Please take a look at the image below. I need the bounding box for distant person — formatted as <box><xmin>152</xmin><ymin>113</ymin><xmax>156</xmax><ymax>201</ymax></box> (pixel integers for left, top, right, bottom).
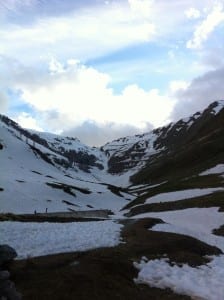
<box><xmin>45</xmin><ymin>208</ymin><xmax>48</xmax><ymax>213</ymax></box>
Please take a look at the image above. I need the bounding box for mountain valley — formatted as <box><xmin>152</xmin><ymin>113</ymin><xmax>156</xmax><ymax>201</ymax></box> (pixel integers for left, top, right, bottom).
<box><xmin>1</xmin><ymin>100</ymin><xmax>224</xmax><ymax>300</ymax></box>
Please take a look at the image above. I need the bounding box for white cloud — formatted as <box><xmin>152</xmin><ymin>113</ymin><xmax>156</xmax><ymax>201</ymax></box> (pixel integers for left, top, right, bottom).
<box><xmin>16</xmin><ymin>59</ymin><xmax>174</xmax><ymax>130</ymax></box>
<box><xmin>187</xmin><ymin>3</ymin><xmax>224</xmax><ymax>49</ymax></box>
<box><xmin>14</xmin><ymin>112</ymin><xmax>44</xmax><ymax>131</ymax></box>
<box><xmin>185</xmin><ymin>7</ymin><xmax>201</xmax><ymax>19</ymax></box>
<box><xmin>0</xmin><ymin>2</ymin><xmax>155</xmax><ymax>63</ymax></box>
<box><xmin>6</xmin><ymin>58</ymin><xmax>175</xmax><ymax>145</ymax></box>
<box><xmin>169</xmin><ymin>80</ymin><xmax>190</xmax><ymax>94</ymax></box>
<box><xmin>128</xmin><ymin>0</ymin><xmax>154</xmax><ymax>18</ymax></box>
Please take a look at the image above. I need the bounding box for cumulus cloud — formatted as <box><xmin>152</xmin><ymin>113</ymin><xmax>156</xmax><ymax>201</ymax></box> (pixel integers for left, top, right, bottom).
<box><xmin>171</xmin><ymin>67</ymin><xmax>224</xmax><ymax>120</ymax></box>
<box><xmin>62</xmin><ymin>120</ymin><xmax>154</xmax><ymax>146</ymax></box>
<box><xmin>2</xmin><ymin>57</ymin><xmax>174</xmax><ymax>145</ymax></box>
<box><xmin>187</xmin><ymin>3</ymin><xmax>224</xmax><ymax>49</ymax></box>
<box><xmin>14</xmin><ymin>112</ymin><xmax>44</xmax><ymax>131</ymax></box>
<box><xmin>14</xmin><ymin>58</ymin><xmax>174</xmax><ymax>130</ymax></box>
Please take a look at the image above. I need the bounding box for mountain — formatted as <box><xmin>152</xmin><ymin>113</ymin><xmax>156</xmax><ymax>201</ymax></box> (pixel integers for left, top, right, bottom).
<box><xmin>0</xmin><ymin>115</ymin><xmax>133</xmax><ymax>214</ymax></box>
<box><xmin>0</xmin><ymin>100</ymin><xmax>224</xmax><ymax>214</ymax></box>
<box><xmin>1</xmin><ymin>100</ymin><xmax>224</xmax><ymax>300</ymax></box>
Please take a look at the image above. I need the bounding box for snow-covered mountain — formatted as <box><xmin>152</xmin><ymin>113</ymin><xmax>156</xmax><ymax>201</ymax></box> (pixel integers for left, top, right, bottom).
<box><xmin>1</xmin><ymin>100</ymin><xmax>224</xmax><ymax>214</ymax></box>
<box><xmin>0</xmin><ymin>116</ymin><xmax>133</xmax><ymax>214</ymax></box>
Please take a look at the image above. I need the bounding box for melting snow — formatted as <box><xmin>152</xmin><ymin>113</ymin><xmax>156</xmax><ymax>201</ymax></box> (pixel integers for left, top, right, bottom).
<box><xmin>0</xmin><ymin>221</ymin><xmax>123</xmax><ymax>259</ymax></box>
<box><xmin>134</xmin><ymin>207</ymin><xmax>224</xmax><ymax>300</ymax></box>
<box><xmin>134</xmin><ymin>255</ymin><xmax>224</xmax><ymax>300</ymax></box>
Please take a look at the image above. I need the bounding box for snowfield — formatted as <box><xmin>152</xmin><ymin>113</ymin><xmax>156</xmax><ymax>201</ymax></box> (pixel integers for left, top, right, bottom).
<box><xmin>134</xmin><ymin>207</ymin><xmax>224</xmax><ymax>300</ymax></box>
<box><xmin>0</xmin><ymin>221</ymin><xmax>123</xmax><ymax>259</ymax></box>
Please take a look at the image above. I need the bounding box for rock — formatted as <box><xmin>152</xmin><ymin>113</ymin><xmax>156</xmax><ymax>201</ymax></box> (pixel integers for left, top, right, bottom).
<box><xmin>0</xmin><ymin>245</ymin><xmax>17</xmax><ymax>266</ymax></box>
<box><xmin>0</xmin><ymin>245</ymin><xmax>21</xmax><ymax>299</ymax></box>
<box><xmin>0</xmin><ymin>280</ymin><xmax>21</xmax><ymax>300</ymax></box>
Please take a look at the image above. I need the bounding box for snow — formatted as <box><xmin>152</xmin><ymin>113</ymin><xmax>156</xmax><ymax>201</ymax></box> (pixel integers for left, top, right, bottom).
<box><xmin>134</xmin><ymin>255</ymin><xmax>224</xmax><ymax>300</ymax></box>
<box><xmin>200</xmin><ymin>164</ymin><xmax>224</xmax><ymax>176</ymax></box>
<box><xmin>0</xmin><ymin>123</ymin><xmax>133</xmax><ymax>213</ymax></box>
<box><xmin>212</xmin><ymin>100</ymin><xmax>224</xmax><ymax>115</ymax></box>
<box><xmin>134</xmin><ymin>207</ymin><xmax>224</xmax><ymax>300</ymax></box>
<box><xmin>0</xmin><ymin>221</ymin><xmax>123</xmax><ymax>259</ymax></box>
<box><xmin>145</xmin><ymin>188</ymin><xmax>224</xmax><ymax>204</ymax></box>
<box><xmin>146</xmin><ymin>207</ymin><xmax>224</xmax><ymax>251</ymax></box>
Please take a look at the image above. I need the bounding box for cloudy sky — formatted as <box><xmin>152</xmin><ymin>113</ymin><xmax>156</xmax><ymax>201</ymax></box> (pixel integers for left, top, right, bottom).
<box><xmin>1</xmin><ymin>0</ymin><xmax>224</xmax><ymax>145</ymax></box>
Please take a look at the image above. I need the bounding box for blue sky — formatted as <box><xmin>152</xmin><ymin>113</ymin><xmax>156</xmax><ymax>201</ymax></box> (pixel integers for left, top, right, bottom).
<box><xmin>1</xmin><ymin>0</ymin><xmax>224</xmax><ymax>145</ymax></box>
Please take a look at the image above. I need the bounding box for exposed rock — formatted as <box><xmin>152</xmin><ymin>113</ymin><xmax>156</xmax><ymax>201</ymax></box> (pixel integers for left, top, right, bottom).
<box><xmin>0</xmin><ymin>245</ymin><xmax>21</xmax><ymax>300</ymax></box>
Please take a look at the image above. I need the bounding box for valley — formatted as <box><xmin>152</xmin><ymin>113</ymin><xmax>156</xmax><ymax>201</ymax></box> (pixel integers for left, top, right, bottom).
<box><xmin>1</xmin><ymin>101</ymin><xmax>224</xmax><ymax>299</ymax></box>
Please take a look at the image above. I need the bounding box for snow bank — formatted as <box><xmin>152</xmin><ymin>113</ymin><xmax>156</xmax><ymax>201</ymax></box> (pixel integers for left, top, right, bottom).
<box><xmin>200</xmin><ymin>164</ymin><xmax>224</xmax><ymax>176</ymax></box>
<box><xmin>134</xmin><ymin>207</ymin><xmax>224</xmax><ymax>300</ymax></box>
<box><xmin>0</xmin><ymin>221</ymin><xmax>123</xmax><ymax>259</ymax></box>
<box><xmin>134</xmin><ymin>255</ymin><xmax>224</xmax><ymax>300</ymax></box>
<box><xmin>145</xmin><ymin>188</ymin><xmax>224</xmax><ymax>204</ymax></box>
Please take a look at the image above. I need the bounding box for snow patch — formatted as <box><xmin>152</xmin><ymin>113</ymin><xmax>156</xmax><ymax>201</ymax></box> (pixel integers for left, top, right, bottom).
<box><xmin>200</xmin><ymin>164</ymin><xmax>224</xmax><ymax>176</ymax></box>
<box><xmin>134</xmin><ymin>255</ymin><xmax>224</xmax><ymax>300</ymax></box>
<box><xmin>134</xmin><ymin>207</ymin><xmax>224</xmax><ymax>300</ymax></box>
<box><xmin>0</xmin><ymin>221</ymin><xmax>123</xmax><ymax>259</ymax></box>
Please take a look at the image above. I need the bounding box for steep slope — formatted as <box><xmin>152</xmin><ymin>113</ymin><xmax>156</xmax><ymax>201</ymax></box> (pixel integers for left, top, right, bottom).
<box><xmin>0</xmin><ymin>115</ymin><xmax>106</xmax><ymax>173</ymax></box>
<box><xmin>102</xmin><ymin>100</ymin><xmax>224</xmax><ymax>182</ymax></box>
<box><xmin>130</xmin><ymin>100</ymin><xmax>224</xmax><ymax>185</ymax></box>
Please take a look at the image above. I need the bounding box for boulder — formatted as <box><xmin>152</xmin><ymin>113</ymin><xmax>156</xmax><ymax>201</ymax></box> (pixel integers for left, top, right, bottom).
<box><xmin>0</xmin><ymin>245</ymin><xmax>17</xmax><ymax>266</ymax></box>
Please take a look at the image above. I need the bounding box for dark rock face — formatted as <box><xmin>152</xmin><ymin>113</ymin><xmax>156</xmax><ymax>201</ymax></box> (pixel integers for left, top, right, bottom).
<box><xmin>0</xmin><ymin>245</ymin><xmax>21</xmax><ymax>300</ymax></box>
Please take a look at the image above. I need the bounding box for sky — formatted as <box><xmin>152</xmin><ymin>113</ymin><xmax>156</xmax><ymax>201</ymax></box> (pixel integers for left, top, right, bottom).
<box><xmin>0</xmin><ymin>0</ymin><xmax>224</xmax><ymax>146</ymax></box>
